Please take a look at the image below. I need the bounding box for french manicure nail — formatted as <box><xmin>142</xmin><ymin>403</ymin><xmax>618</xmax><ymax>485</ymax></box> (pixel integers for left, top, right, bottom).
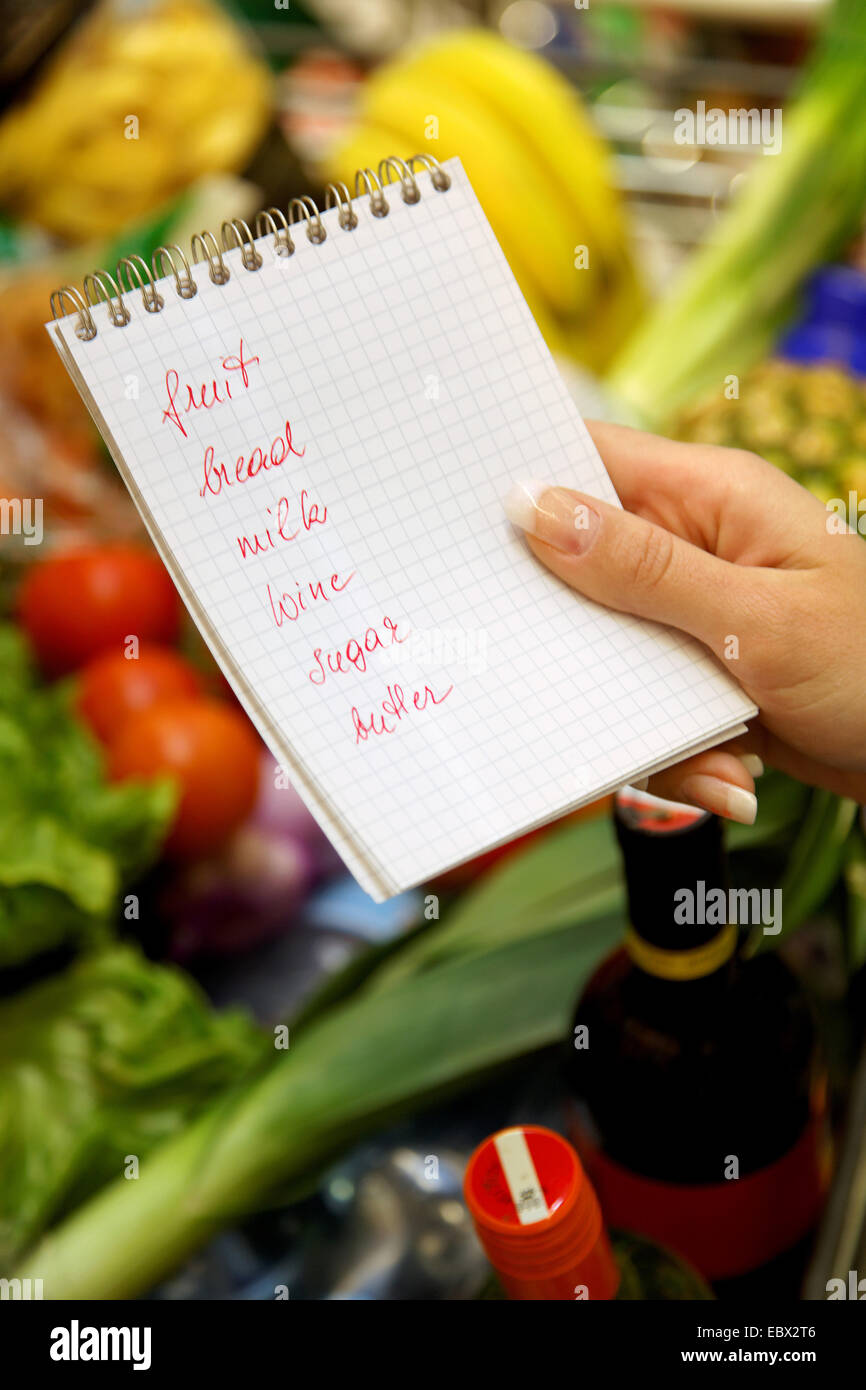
<box><xmin>504</xmin><ymin>480</ymin><xmax>600</xmax><ymax>554</ymax></box>
<box><xmin>740</xmin><ymin>754</ymin><xmax>764</xmax><ymax>778</ymax></box>
<box><xmin>503</xmin><ymin>479</ymin><xmax>549</xmax><ymax>532</ymax></box>
<box><xmin>679</xmin><ymin>774</ymin><xmax>758</xmax><ymax>826</ymax></box>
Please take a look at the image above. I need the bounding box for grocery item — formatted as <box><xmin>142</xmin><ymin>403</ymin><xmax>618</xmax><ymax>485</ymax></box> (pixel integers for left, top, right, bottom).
<box><xmin>320</xmin><ymin>30</ymin><xmax>643</xmax><ymax>371</ymax></box>
<box><xmin>18</xmin><ymin>543</ymin><xmax>182</xmax><ymax>676</ymax></box>
<box><xmin>608</xmin><ymin>0</ymin><xmax>866</xmax><ymax>426</ymax></box>
<box><xmin>464</xmin><ymin>1124</ymin><xmax>712</xmax><ymax>1299</ymax></box>
<box><xmin>676</xmin><ymin>358</ymin><xmax>866</xmax><ymax>517</ymax></box>
<box><xmin>567</xmin><ymin>789</ymin><xmax>831</xmax><ymax>1296</ymax></box>
<box><xmin>77</xmin><ymin>644</ymin><xmax>205</xmax><ymax>744</ymax></box>
<box><xmin>108</xmin><ymin>697</ymin><xmax>261</xmax><ymax>858</ymax></box>
<box><xmin>0</xmin><ymin>0</ymin><xmax>271</xmax><ymax>242</ymax></box>
<box><xmin>8</xmin><ymin>777</ymin><xmax>814</xmax><ymax>1298</ymax></box>
<box><xmin>0</xmin><ymin>946</ymin><xmax>264</xmax><ymax>1267</ymax></box>
<box><xmin>0</xmin><ymin>623</ymin><xmax>175</xmax><ymax>968</ymax></box>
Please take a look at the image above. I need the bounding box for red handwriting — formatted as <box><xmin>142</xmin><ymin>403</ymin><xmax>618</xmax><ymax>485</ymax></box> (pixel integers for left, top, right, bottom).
<box><xmin>200</xmin><ymin>419</ymin><xmax>305</xmax><ymax>500</ymax></box>
<box><xmin>158</xmin><ymin>342</ymin><xmax>446</xmax><ymax>754</ymax></box>
<box><xmin>351</xmin><ymin>681</ymin><xmax>454</xmax><ymax>742</ymax></box>
<box><xmin>237</xmin><ymin>490</ymin><xmax>328</xmax><ymax>559</ymax></box>
<box><xmin>162</xmin><ymin>340</ymin><xmax>260</xmax><ymax>439</ymax></box>
<box><xmin>267</xmin><ymin>571</ymin><xmax>355</xmax><ymax>626</ymax></box>
<box><xmin>308</xmin><ymin>617</ymin><xmax>407</xmax><ymax>686</ymax></box>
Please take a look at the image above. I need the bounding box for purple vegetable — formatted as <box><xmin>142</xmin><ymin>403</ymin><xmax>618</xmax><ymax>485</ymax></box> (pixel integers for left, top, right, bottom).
<box><xmin>252</xmin><ymin>750</ymin><xmax>343</xmax><ymax>878</ymax></box>
<box><xmin>163</xmin><ymin>823</ymin><xmax>314</xmax><ymax>961</ymax></box>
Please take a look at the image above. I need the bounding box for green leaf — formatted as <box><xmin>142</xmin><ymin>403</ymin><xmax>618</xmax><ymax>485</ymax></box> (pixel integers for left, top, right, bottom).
<box><xmin>726</xmin><ymin>770</ymin><xmax>810</xmax><ymax>852</ymax></box>
<box><xmin>747</xmin><ymin>789</ymin><xmax>858</xmax><ymax>953</ymax></box>
<box><xmin>0</xmin><ymin>624</ymin><xmax>175</xmax><ymax>965</ymax></box>
<box><xmin>370</xmin><ymin>814</ymin><xmax>623</xmax><ymax>991</ymax></box>
<box><xmin>73</xmin><ymin>776</ymin><xmax>178</xmax><ymax>881</ymax></box>
<box><xmin>0</xmin><ymin>625</ymin><xmax>35</xmax><ymax>702</ymax></box>
<box><xmin>844</xmin><ymin>830</ymin><xmax>866</xmax><ymax>973</ymax></box>
<box><xmin>0</xmin><ymin>814</ymin><xmax>115</xmax><ymax>916</ymax></box>
<box><xmin>0</xmin><ymin>946</ymin><xmax>265</xmax><ymax>1268</ymax></box>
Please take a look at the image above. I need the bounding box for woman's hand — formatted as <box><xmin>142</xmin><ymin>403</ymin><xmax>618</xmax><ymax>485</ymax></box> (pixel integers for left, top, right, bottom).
<box><xmin>504</xmin><ymin>420</ymin><xmax>866</xmax><ymax>823</ymax></box>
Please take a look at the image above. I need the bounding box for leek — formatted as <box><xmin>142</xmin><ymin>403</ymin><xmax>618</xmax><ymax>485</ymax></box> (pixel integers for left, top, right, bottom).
<box><xmin>607</xmin><ymin>0</ymin><xmax>866</xmax><ymax>428</ymax></box>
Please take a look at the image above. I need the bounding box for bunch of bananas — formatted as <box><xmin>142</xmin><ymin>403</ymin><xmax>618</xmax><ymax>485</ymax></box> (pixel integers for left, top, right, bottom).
<box><xmin>0</xmin><ymin>0</ymin><xmax>271</xmax><ymax>243</ymax></box>
<box><xmin>676</xmin><ymin>359</ymin><xmax>866</xmax><ymax>514</ymax></box>
<box><xmin>318</xmin><ymin>30</ymin><xmax>644</xmax><ymax>373</ymax></box>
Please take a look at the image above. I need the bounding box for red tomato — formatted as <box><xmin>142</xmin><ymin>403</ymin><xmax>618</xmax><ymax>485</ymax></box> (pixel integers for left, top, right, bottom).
<box><xmin>18</xmin><ymin>544</ymin><xmax>182</xmax><ymax>675</ymax></box>
<box><xmin>108</xmin><ymin>697</ymin><xmax>260</xmax><ymax>858</ymax></box>
<box><xmin>77</xmin><ymin>644</ymin><xmax>204</xmax><ymax>744</ymax></box>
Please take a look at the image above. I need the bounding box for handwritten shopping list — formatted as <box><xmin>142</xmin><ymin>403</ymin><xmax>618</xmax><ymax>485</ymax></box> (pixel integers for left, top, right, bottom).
<box><xmin>161</xmin><ymin>335</ymin><xmax>455</xmax><ymax>744</ymax></box>
<box><xmin>48</xmin><ymin>157</ymin><xmax>756</xmax><ymax>898</ymax></box>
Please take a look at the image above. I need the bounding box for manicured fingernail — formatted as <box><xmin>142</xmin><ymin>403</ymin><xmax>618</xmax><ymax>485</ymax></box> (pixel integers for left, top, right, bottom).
<box><xmin>679</xmin><ymin>774</ymin><xmax>757</xmax><ymax>825</ymax></box>
<box><xmin>740</xmin><ymin>754</ymin><xmax>764</xmax><ymax>778</ymax></box>
<box><xmin>503</xmin><ymin>479</ymin><xmax>548</xmax><ymax>531</ymax></box>
<box><xmin>504</xmin><ymin>481</ymin><xmax>600</xmax><ymax>555</ymax></box>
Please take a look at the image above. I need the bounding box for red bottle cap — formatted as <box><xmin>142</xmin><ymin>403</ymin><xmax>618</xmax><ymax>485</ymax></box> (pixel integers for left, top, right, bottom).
<box><xmin>464</xmin><ymin>1125</ymin><xmax>620</xmax><ymax>1300</ymax></box>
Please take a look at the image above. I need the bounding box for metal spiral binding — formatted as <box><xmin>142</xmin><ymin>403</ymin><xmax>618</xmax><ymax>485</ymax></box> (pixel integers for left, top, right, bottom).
<box><xmin>50</xmin><ymin>154</ymin><xmax>451</xmax><ymax>342</ymax></box>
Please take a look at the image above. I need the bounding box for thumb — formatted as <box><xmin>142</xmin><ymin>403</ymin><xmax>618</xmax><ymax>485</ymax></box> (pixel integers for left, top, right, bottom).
<box><xmin>504</xmin><ymin>480</ymin><xmax>759</xmax><ymax>659</ymax></box>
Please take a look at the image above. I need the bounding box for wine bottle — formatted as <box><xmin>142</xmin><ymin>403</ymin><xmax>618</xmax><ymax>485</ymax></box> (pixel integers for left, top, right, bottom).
<box><xmin>566</xmin><ymin>788</ymin><xmax>831</xmax><ymax>1297</ymax></box>
<box><xmin>464</xmin><ymin>1123</ymin><xmax>712</xmax><ymax>1299</ymax></box>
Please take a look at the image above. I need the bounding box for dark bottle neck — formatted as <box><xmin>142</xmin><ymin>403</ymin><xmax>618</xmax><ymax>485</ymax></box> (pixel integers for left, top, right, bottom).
<box><xmin>614</xmin><ymin>790</ymin><xmax>736</xmax><ymax>984</ymax></box>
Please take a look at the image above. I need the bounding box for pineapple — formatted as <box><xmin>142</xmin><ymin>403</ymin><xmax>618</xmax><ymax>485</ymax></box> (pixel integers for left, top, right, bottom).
<box><xmin>675</xmin><ymin>357</ymin><xmax>866</xmax><ymax>530</ymax></box>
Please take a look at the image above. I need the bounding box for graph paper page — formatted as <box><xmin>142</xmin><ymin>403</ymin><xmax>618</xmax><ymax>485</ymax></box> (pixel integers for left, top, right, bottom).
<box><xmin>49</xmin><ymin>158</ymin><xmax>755</xmax><ymax>898</ymax></box>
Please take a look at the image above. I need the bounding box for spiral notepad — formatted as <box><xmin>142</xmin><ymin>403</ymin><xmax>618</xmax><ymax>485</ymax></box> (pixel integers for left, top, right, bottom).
<box><xmin>46</xmin><ymin>154</ymin><xmax>755</xmax><ymax>899</ymax></box>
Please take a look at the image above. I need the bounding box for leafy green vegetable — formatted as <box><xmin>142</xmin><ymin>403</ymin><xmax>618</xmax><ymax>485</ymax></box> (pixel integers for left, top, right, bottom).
<box><xmin>368</xmin><ymin>813</ymin><xmax>624</xmax><ymax>992</ymax></box>
<box><xmin>747</xmin><ymin>789</ymin><xmax>858</xmax><ymax>954</ymax></box>
<box><xmin>0</xmin><ymin>946</ymin><xmax>265</xmax><ymax>1267</ymax></box>
<box><xmin>0</xmin><ymin>624</ymin><xmax>176</xmax><ymax>966</ymax></box>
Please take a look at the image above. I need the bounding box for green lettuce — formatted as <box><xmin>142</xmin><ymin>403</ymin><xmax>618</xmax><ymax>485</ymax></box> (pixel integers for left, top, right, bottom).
<box><xmin>0</xmin><ymin>945</ymin><xmax>265</xmax><ymax>1267</ymax></box>
<box><xmin>0</xmin><ymin>624</ymin><xmax>176</xmax><ymax>967</ymax></box>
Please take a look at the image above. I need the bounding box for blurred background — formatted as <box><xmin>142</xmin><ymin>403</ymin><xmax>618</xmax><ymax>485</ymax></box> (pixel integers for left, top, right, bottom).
<box><xmin>2</xmin><ymin>0</ymin><xmax>866</xmax><ymax>1302</ymax></box>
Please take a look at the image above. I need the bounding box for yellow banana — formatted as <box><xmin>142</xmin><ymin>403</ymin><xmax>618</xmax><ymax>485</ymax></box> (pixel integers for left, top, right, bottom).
<box><xmin>356</xmin><ymin>64</ymin><xmax>598</xmax><ymax>317</ymax></box>
<box><xmin>559</xmin><ymin>270</ymin><xmax>646</xmax><ymax>373</ymax></box>
<box><xmin>390</xmin><ymin>30</ymin><xmax>646</xmax><ymax>368</ymax></box>
<box><xmin>0</xmin><ymin>0</ymin><xmax>270</xmax><ymax>241</ymax></box>
<box><xmin>388</xmin><ymin>31</ymin><xmax>630</xmax><ymax>268</ymax></box>
<box><xmin>320</xmin><ymin>120</ymin><xmax>568</xmax><ymax>358</ymax></box>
